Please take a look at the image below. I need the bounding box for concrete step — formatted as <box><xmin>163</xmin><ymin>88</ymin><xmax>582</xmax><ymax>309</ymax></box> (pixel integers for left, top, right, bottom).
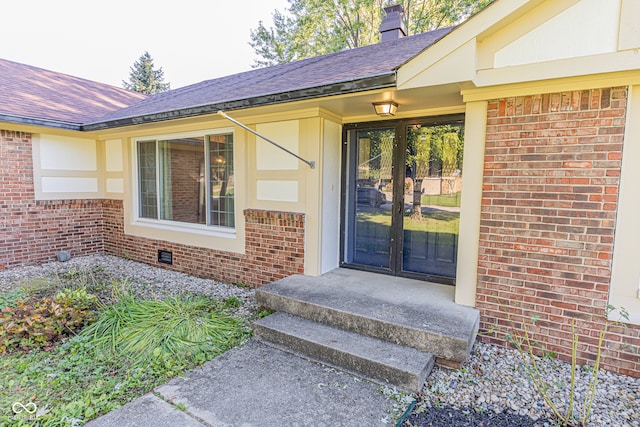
<box><xmin>255</xmin><ymin>269</ymin><xmax>479</xmax><ymax>365</ymax></box>
<box><xmin>254</xmin><ymin>312</ymin><xmax>434</xmax><ymax>392</ymax></box>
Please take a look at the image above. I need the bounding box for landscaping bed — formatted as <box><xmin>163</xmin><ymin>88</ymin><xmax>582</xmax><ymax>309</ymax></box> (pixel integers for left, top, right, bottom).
<box><xmin>0</xmin><ymin>255</ymin><xmax>256</xmax><ymax>426</ymax></box>
<box><xmin>400</xmin><ymin>342</ymin><xmax>640</xmax><ymax>427</ymax></box>
<box><xmin>2</xmin><ymin>256</ymin><xmax>640</xmax><ymax>427</ymax></box>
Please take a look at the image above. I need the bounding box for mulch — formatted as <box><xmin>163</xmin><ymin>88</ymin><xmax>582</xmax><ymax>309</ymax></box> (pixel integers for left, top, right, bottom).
<box><xmin>400</xmin><ymin>405</ymin><xmax>554</xmax><ymax>427</ymax></box>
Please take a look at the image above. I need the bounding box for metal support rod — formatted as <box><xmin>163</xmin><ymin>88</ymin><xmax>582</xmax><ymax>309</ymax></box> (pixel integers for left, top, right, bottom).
<box><xmin>217</xmin><ymin>110</ymin><xmax>316</xmax><ymax>169</ymax></box>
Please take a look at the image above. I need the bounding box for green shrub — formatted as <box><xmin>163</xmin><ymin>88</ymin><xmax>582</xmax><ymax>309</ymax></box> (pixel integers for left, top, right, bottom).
<box><xmin>0</xmin><ymin>288</ymin><xmax>97</xmax><ymax>354</ymax></box>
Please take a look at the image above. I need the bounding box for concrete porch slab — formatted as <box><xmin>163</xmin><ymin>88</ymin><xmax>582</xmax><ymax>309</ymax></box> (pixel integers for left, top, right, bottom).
<box><xmin>256</xmin><ymin>268</ymin><xmax>480</xmax><ymax>363</ymax></box>
<box><xmin>255</xmin><ymin>311</ymin><xmax>434</xmax><ymax>391</ymax></box>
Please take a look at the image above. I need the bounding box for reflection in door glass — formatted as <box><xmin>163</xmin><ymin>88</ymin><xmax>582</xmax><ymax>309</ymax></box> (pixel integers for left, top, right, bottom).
<box><xmin>352</xmin><ymin>128</ymin><xmax>394</xmax><ymax>268</ymax></box>
<box><xmin>403</xmin><ymin>124</ymin><xmax>463</xmax><ymax>278</ymax></box>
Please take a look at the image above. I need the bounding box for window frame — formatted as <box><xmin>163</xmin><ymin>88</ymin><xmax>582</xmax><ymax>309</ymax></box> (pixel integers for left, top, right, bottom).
<box><xmin>131</xmin><ymin>128</ymin><xmax>236</xmax><ymax>236</ymax></box>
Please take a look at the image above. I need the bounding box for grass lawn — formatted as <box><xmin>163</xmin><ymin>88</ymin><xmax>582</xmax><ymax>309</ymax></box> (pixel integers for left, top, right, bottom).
<box><xmin>357</xmin><ymin>209</ymin><xmax>460</xmax><ymax>235</ymax></box>
<box><xmin>421</xmin><ymin>192</ymin><xmax>461</xmax><ymax>208</ymax></box>
<box><xmin>0</xmin><ymin>267</ymin><xmax>252</xmax><ymax>426</ymax></box>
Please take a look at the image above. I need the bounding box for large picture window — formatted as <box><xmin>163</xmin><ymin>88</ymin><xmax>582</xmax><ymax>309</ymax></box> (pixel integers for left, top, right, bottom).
<box><xmin>136</xmin><ymin>131</ymin><xmax>234</xmax><ymax>229</ymax></box>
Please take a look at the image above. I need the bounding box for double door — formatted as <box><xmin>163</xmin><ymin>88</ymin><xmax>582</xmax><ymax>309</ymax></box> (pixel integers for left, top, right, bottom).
<box><xmin>341</xmin><ymin>116</ymin><xmax>464</xmax><ymax>283</ymax></box>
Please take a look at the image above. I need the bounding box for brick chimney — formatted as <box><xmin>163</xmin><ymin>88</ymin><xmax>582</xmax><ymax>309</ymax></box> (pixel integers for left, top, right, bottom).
<box><xmin>380</xmin><ymin>4</ymin><xmax>407</xmax><ymax>42</ymax></box>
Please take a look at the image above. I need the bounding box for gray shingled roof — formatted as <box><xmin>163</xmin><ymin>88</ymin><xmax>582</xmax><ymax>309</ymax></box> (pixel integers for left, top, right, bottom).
<box><xmin>86</xmin><ymin>26</ymin><xmax>454</xmax><ymax>130</ymax></box>
<box><xmin>0</xmin><ymin>58</ymin><xmax>147</xmax><ymax>129</ymax></box>
<box><xmin>0</xmin><ymin>26</ymin><xmax>453</xmax><ymax>131</ymax></box>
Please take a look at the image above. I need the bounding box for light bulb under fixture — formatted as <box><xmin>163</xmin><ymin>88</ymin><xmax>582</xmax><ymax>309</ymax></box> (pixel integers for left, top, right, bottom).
<box><xmin>372</xmin><ymin>101</ymin><xmax>398</xmax><ymax>116</ymax></box>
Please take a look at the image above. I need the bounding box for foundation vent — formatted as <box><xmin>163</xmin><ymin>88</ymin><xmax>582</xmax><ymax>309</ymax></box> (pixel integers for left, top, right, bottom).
<box><xmin>158</xmin><ymin>249</ymin><xmax>173</xmax><ymax>265</ymax></box>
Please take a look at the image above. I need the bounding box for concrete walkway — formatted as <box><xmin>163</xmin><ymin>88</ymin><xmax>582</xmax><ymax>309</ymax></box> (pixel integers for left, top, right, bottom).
<box><xmin>87</xmin><ymin>340</ymin><xmax>400</xmax><ymax>427</ymax></box>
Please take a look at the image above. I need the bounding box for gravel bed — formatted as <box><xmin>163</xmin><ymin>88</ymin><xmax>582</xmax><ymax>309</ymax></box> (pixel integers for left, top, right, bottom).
<box><xmin>404</xmin><ymin>342</ymin><xmax>640</xmax><ymax>427</ymax></box>
<box><xmin>2</xmin><ymin>256</ymin><xmax>639</xmax><ymax>426</ymax></box>
<box><xmin>0</xmin><ymin>254</ymin><xmax>256</xmax><ymax>317</ymax></box>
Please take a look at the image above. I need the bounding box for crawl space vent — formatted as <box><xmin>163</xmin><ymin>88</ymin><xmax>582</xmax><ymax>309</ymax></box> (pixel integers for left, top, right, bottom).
<box><xmin>158</xmin><ymin>250</ymin><xmax>173</xmax><ymax>265</ymax></box>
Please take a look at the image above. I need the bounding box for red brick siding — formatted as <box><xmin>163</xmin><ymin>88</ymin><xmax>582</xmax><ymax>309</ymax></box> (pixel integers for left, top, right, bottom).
<box><xmin>167</xmin><ymin>143</ymin><xmax>204</xmax><ymax>224</ymax></box>
<box><xmin>1</xmin><ymin>129</ymin><xmax>305</xmax><ymax>286</ymax></box>
<box><xmin>477</xmin><ymin>87</ymin><xmax>640</xmax><ymax>376</ymax></box>
<box><xmin>103</xmin><ymin>201</ymin><xmax>304</xmax><ymax>287</ymax></box>
<box><xmin>0</xmin><ymin>130</ymin><xmax>104</xmax><ymax>268</ymax></box>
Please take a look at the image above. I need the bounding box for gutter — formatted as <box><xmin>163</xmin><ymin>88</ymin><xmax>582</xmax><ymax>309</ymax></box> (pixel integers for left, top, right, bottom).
<box><xmin>0</xmin><ymin>114</ymin><xmax>81</xmax><ymax>131</ymax></box>
<box><xmin>81</xmin><ymin>72</ymin><xmax>397</xmax><ymax>131</ymax></box>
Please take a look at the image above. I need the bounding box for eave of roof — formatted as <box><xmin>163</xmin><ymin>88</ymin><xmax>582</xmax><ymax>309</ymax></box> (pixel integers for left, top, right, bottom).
<box><xmin>82</xmin><ymin>72</ymin><xmax>397</xmax><ymax>131</ymax></box>
<box><xmin>0</xmin><ymin>26</ymin><xmax>455</xmax><ymax>132</ymax></box>
<box><xmin>82</xmin><ymin>27</ymin><xmax>455</xmax><ymax>131</ymax></box>
<box><xmin>0</xmin><ymin>58</ymin><xmax>147</xmax><ymax>130</ymax></box>
<box><xmin>0</xmin><ymin>113</ymin><xmax>83</xmax><ymax>131</ymax></box>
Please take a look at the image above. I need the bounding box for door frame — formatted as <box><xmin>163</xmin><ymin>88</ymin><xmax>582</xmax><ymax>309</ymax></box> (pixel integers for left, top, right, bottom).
<box><xmin>339</xmin><ymin>114</ymin><xmax>465</xmax><ymax>285</ymax></box>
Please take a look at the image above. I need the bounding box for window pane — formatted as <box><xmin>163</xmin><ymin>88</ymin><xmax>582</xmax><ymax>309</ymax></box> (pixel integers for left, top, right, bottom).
<box><xmin>403</xmin><ymin>123</ymin><xmax>463</xmax><ymax>278</ymax></box>
<box><xmin>351</xmin><ymin>128</ymin><xmax>394</xmax><ymax>268</ymax></box>
<box><xmin>158</xmin><ymin>137</ymin><xmax>206</xmax><ymax>224</ymax></box>
<box><xmin>138</xmin><ymin>140</ymin><xmax>157</xmax><ymax>219</ymax></box>
<box><xmin>209</xmin><ymin>133</ymin><xmax>234</xmax><ymax>227</ymax></box>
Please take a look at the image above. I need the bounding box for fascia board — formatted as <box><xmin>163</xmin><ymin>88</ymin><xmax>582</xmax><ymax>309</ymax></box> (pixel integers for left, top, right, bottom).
<box><xmin>472</xmin><ymin>51</ymin><xmax>640</xmax><ymax>90</ymax></box>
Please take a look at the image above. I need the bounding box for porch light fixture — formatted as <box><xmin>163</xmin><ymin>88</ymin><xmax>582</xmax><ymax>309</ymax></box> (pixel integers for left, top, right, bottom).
<box><xmin>372</xmin><ymin>101</ymin><xmax>398</xmax><ymax>116</ymax></box>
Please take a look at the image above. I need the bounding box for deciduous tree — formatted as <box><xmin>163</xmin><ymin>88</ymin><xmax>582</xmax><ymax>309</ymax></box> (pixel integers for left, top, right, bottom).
<box><xmin>250</xmin><ymin>0</ymin><xmax>493</xmax><ymax>67</ymax></box>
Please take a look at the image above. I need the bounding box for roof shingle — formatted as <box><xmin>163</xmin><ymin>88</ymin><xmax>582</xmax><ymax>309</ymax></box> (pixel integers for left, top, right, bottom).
<box><xmin>0</xmin><ymin>59</ymin><xmax>147</xmax><ymax>126</ymax></box>
<box><xmin>0</xmin><ymin>26</ymin><xmax>453</xmax><ymax>130</ymax></box>
<box><xmin>90</xmin><ymin>27</ymin><xmax>454</xmax><ymax>126</ymax></box>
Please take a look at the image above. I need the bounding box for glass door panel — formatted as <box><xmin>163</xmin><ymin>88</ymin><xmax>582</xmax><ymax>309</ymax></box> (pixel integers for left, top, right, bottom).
<box><xmin>402</xmin><ymin>124</ymin><xmax>463</xmax><ymax>278</ymax></box>
<box><xmin>350</xmin><ymin>128</ymin><xmax>395</xmax><ymax>269</ymax></box>
<box><xmin>342</xmin><ymin>116</ymin><xmax>464</xmax><ymax>283</ymax></box>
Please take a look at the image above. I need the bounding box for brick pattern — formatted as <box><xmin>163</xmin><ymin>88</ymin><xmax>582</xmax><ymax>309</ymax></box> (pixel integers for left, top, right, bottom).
<box><xmin>167</xmin><ymin>142</ymin><xmax>205</xmax><ymax>224</ymax></box>
<box><xmin>0</xmin><ymin>130</ymin><xmax>104</xmax><ymax>269</ymax></box>
<box><xmin>103</xmin><ymin>201</ymin><xmax>305</xmax><ymax>287</ymax></box>
<box><xmin>477</xmin><ymin>87</ymin><xmax>640</xmax><ymax>376</ymax></box>
<box><xmin>1</xmin><ymin>129</ymin><xmax>305</xmax><ymax>286</ymax></box>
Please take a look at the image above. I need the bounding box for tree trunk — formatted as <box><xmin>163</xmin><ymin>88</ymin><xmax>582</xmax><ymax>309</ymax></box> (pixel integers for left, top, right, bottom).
<box><xmin>410</xmin><ymin>178</ymin><xmax>423</xmax><ymax>220</ymax></box>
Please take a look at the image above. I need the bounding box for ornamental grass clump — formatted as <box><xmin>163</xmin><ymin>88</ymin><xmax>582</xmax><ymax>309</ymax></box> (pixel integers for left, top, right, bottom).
<box><xmin>81</xmin><ymin>291</ymin><xmax>248</xmax><ymax>367</ymax></box>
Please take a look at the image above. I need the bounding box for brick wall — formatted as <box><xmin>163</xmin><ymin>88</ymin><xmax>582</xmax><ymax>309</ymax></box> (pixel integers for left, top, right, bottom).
<box><xmin>167</xmin><ymin>144</ymin><xmax>204</xmax><ymax>224</ymax></box>
<box><xmin>103</xmin><ymin>201</ymin><xmax>305</xmax><ymax>287</ymax></box>
<box><xmin>477</xmin><ymin>87</ymin><xmax>640</xmax><ymax>376</ymax></box>
<box><xmin>1</xmin><ymin>129</ymin><xmax>305</xmax><ymax>286</ymax></box>
<box><xmin>0</xmin><ymin>130</ymin><xmax>104</xmax><ymax>269</ymax></box>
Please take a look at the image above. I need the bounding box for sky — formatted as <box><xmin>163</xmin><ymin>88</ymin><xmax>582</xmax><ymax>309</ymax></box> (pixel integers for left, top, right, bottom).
<box><xmin>0</xmin><ymin>0</ymin><xmax>290</xmax><ymax>89</ymax></box>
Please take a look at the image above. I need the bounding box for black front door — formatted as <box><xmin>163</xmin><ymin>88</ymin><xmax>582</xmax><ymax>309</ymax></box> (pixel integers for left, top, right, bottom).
<box><xmin>341</xmin><ymin>116</ymin><xmax>464</xmax><ymax>284</ymax></box>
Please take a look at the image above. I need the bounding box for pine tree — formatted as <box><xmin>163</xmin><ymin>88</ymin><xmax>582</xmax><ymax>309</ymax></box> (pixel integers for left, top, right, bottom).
<box><xmin>122</xmin><ymin>51</ymin><xmax>170</xmax><ymax>94</ymax></box>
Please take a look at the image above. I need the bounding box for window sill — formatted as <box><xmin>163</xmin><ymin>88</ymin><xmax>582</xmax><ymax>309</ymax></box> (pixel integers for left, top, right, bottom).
<box><xmin>133</xmin><ymin>218</ymin><xmax>236</xmax><ymax>239</ymax></box>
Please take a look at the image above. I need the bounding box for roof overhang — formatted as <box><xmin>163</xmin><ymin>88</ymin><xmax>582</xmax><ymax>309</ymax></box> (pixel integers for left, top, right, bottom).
<box><xmin>398</xmin><ymin>0</ymin><xmax>640</xmax><ymax>95</ymax></box>
<box><xmin>82</xmin><ymin>73</ymin><xmax>397</xmax><ymax>131</ymax></box>
<box><xmin>0</xmin><ymin>113</ymin><xmax>82</xmax><ymax>131</ymax></box>
<box><xmin>397</xmin><ymin>0</ymin><xmax>552</xmax><ymax>90</ymax></box>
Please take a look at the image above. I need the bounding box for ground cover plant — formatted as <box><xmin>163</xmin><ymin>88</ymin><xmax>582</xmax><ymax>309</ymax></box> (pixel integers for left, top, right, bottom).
<box><xmin>0</xmin><ymin>288</ymin><xmax>97</xmax><ymax>354</ymax></box>
<box><xmin>0</xmin><ymin>267</ymin><xmax>251</xmax><ymax>426</ymax></box>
